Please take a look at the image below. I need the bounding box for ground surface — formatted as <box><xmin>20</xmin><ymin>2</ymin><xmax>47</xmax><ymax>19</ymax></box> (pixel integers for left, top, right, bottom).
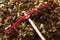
<box><xmin>0</xmin><ymin>0</ymin><xmax>60</xmax><ymax>40</ymax></box>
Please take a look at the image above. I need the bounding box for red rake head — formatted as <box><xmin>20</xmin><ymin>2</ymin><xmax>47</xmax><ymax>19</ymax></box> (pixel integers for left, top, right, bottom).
<box><xmin>5</xmin><ymin>2</ymin><xmax>52</xmax><ymax>35</ymax></box>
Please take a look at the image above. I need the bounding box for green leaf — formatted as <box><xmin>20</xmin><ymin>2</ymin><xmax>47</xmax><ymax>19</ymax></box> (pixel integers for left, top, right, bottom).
<box><xmin>19</xmin><ymin>25</ymin><xmax>25</xmax><ymax>30</ymax></box>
